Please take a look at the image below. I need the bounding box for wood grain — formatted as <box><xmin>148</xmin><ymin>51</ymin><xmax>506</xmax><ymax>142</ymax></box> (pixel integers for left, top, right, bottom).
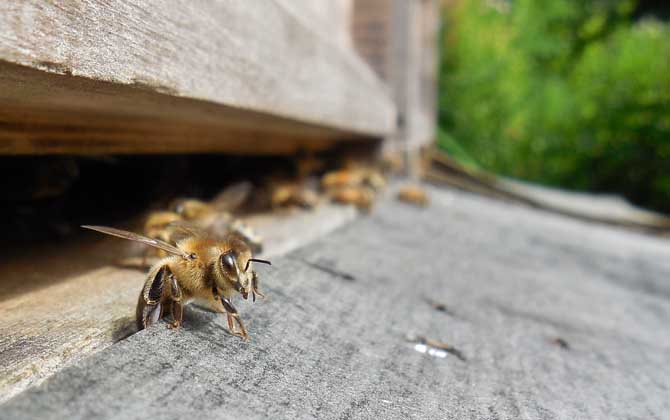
<box><xmin>0</xmin><ymin>1</ymin><xmax>396</xmax><ymax>154</ymax></box>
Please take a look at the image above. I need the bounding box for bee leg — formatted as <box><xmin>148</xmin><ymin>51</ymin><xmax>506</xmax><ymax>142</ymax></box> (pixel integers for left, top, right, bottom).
<box><xmin>167</xmin><ymin>272</ymin><xmax>183</xmax><ymax>329</ymax></box>
<box><xmin>251</xmin><ymin>271</ymin><xmax>265</xmax><ymax>302</ymax></box>
<box><xmin>220</xmin><ymin>297</ymin><xmax>248</xmax><ymax>340</ymax></box>
<box><xmin>138</xmin><ymin>301</ymin><xmax>163</xmax><ymax>330</ymax></box>
<box><xmin>137</xmin><ymin>265</ymin><xmax>170</xmax><ymax>329</ymax></box>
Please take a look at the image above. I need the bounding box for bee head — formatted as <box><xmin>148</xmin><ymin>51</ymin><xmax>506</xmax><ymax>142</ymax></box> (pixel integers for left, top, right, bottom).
<box><xmin>214</xmin><ymin>238</ymin><xmax>271</xmax><ymax>299</ymax></box>
<box><xmin>217</xmin><ymin>250</ymin><xmax>250</xmax><ymax>294</ymax></box>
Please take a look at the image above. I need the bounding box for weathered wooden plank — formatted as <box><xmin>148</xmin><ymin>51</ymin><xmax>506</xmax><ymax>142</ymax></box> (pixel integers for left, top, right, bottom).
<box><xmin>0</xmin><ymin>1</ymin><xmax>395</xmax><ymax>154</ymax></box>
<box><xmin>0</xmin><ymin>204</ymin><xmax>357</xmax><ymax>403</ymax></box>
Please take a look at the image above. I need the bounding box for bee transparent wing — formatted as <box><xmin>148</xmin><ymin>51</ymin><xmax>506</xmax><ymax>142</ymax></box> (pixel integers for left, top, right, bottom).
<box><xmin>210</xmin><ymin>181</ymin><xmax>253</xmax><ymax>212</ymax></box>
<box><xmin>82</xmin><ymin>225</ymin><xmax>194</xmax><ymax>260</ymax></box>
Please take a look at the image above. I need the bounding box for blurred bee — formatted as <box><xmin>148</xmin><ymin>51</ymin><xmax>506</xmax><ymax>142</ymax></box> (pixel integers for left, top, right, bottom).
<box><xmin>137</xmin><ymin>211</ymin><xmax>183</xmax><ymax>266</ymax></box>
<box><xmin>142</xmin><ymin>182</ymin><xmax>263</xmax><ymax>261</ymax></box>
<box><xmin>83</xmin><ymin>225</ymin><xmax>271</xmax><ymax>339</ymax></box>
<box><xmin>330</xmin><ymin>186</ymin><xmax>375</xmax><ymax>212</ymax></box>
<box><xmin>269</xmin><ymin>180</ymin><xmax>320</xmax><ymax>210</ymax></box>
<box><xmin>170</xmin><ymin>180</ymin><xmax>252</xmax><ymax>224</ymax></box>
<box><xmin>144</xmin><ymin>211</ymin><xmax>182</xmax><ymax>243</ymax></box>
<box><xmin>397</xmin><ymin>185</ymin><xmax>429</xmax><ymax>207</ymax></box>
<box><xmin>320</xmin><ymin>168</ymin><xmax>361</xmax><ymax>190</ymax></box>
<box><xmin>321</xmin><ymin>164</ymin><xmax>386</xmax><ymax>211</ymax></box>
<box><xmin>321</xmin><ymin>166</ymin><xmax>386</xmax><ymax>192</ymax></box>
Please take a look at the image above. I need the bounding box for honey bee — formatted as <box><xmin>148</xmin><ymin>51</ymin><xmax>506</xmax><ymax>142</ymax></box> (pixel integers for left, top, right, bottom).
<box><xmin>270</xmin><ymin>180</ymin><xmax>320</xmax><ymax>210</ymax></box>
<box><xmin>140</xmin><ymin>211</ymin><xmax>184</xmax><ymax>265</ymax></box>
<box><xmin>83</xmin><ymin>225</ymin><xmax>271</xmax><ymax>340</ymax></box>
<box><xmin>142</xmin><ymin>181</ymin><xmax>263</xmax><ymax>257</ymax></box>
<box><xmin>170</xmin><ymin>180</ymin><xmax>252</xmax><ymax>223</ymax></box>
<box><xmin>321</xmin><ymin>167</ymin><xmax>386</xmax><ymax>192</ymax></box>
<box><xmin>144</xmin><ymin>211</ymin><xmax>183</xmax><ymax>242</ymax></box>
<box><xmin>397</xmin><ymin>185</ymin><xmax>429</xmax><ymax>207</ymax></box>
<box><xmin>321</xmin><ymin>164</ymin><xmax>386</xmax><ymax>212</ymax></box>
<box><xmin>321</xmin><ymin>168</ymin><xmax>364</xmax><ymax>191</ymax></box>
<box><xmin>330</xmin><ymin>186</ymin><xmax>375</xmax><ymax>211</ymax></box>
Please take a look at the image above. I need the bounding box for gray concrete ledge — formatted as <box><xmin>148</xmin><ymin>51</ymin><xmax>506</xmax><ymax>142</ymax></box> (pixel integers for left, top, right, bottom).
<box><xmin>2</xmin><ymin>185</ymin><xmax>669</xmax><ymax>419</ymax></box>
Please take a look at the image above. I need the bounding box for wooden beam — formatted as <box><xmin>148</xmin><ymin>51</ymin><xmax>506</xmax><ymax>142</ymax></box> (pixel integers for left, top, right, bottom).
<box><xmin>0</xmin><ymin>1</ymin><xmax>396</xmax><ymax>154</ymax></box>
<box><xmin>0</xmin><ymin>61</ymin><xmax>364</xmax><ymax>155</ymax></box>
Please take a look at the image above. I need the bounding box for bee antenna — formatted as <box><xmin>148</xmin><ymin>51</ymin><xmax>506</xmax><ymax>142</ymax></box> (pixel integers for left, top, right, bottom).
<box><xmin>245</xmin><ymin>258</ymin><xmax>272</xmax><ymax>272</ymax></box>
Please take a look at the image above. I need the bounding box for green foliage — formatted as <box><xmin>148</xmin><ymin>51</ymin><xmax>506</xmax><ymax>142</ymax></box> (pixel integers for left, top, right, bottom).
<box><xmin>439</xmin><ymin>0</ymin><xmax>670</xmax><ymax>212</ymax></box>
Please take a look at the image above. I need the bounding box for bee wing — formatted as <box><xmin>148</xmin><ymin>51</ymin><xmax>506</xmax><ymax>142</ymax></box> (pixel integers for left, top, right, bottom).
<box><xmin>82</xmin><ymin>225</ymin><xmax>194</xmax><ymax>260</ymax></box>
<box><xmin>210</xmin><ymin>181</ymin><xmax>253</xmax><ymax>212</ymax></box>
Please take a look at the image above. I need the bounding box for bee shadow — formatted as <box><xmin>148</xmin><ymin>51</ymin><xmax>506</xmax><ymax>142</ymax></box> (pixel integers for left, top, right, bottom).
<box><xmin>110</xmin><ymin>315</ymin><xmax>137</xmax><ymax>342</ymax></box>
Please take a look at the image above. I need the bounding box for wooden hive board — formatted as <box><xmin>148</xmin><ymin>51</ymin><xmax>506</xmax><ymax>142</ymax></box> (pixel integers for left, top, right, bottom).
<box><xmin>0</xmin><ymin>1</ymin><xmax>396</xmax><ymax>154</ymax></box>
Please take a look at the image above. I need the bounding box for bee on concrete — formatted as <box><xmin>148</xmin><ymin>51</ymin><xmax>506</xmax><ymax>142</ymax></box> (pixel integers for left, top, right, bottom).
<box><xmin>330</xmin><ymin>186</ymin><xmax>375</xmax><ymax>211</ymax></box>
<box><xmin>82</xmin><ymin>225</ymin><xmax>271</xmax><ymax>340</ymax></box>
<box><xmin>269</xmin><ymin>179</ymin><xmax>320</xmax><ymax>210</ymax></box>
<box><xmin>397</xmin><ymin>185</ymin><xmax>429</xmax><ymax>207</ymax></box>
<box><xmin>321</xmin><ymin>166</ymin><xmax>386</xmax><ymax>192</ymax></box>
<box><xmin>170</xmin><ymin>180</ymin><xmax>252</xmax><ymax>223</ymax></box>
<box><xmin>321</xmin><ymin>165</ymin><xmax>386</xmax><ymax>211</ymax></box>
<box><xmin>321</xmin><ymin>168</ymin><xmax>362</xmax><ymax>191</ymax></box>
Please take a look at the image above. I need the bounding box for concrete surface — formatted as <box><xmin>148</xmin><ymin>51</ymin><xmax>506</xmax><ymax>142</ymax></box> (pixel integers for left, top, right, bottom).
<box><xmin>2</xmin><ymin>185</ymin><xmax>669</xmax><ymax>419</ymax></box>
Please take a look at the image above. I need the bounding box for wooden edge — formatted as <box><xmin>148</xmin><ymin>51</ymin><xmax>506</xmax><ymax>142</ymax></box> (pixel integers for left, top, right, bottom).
<box><xmin>0</xmin><ymin>1</ymin><xmax>396</xmax><ymax>136</ymax></box>
<box><xmin>0</xmin><ymin>61</ymin><xmax>381</xmax><ymax>155</ymax></box>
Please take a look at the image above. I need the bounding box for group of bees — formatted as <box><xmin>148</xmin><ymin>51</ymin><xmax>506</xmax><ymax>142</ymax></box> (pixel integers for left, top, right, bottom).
<box><xmin>84</xmin><ymin>160</ymin><xmax>426</xmax><ymax>339</ymax></box>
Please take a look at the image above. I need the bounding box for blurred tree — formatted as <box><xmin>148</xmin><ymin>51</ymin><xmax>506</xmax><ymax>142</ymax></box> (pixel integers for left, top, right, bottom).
<box><xmin>439</xmin><ymin>0</ymin><xmax>670</xmax><ymax>212</ymax></box>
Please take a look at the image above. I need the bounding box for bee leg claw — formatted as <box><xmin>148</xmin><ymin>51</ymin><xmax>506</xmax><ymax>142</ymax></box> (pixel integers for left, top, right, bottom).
<box><xmin>220</xmin><ymin>297</ymin><xmax>249</xmax><ymax>340</ymax></box>
<box><xmin>168</xmin><ymin>274</ymin><xmax>183</xmax><ymax>330</ymax></box>
<box><xmin>167</xmin><ymin>302</ymin><xmax>183</xmax><ymax>329</ymax></box>
<box><xmin>251</xmin><ymin>272</ymin><xmax>265</xmax><ymax>301</ymax></box>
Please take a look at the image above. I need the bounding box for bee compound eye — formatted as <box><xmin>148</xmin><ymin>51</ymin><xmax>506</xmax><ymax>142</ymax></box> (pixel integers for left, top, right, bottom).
<box><xmin>220</xmin><ymin>251</ymin><xmax>237</xmax><ymax>272</ymax></box>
